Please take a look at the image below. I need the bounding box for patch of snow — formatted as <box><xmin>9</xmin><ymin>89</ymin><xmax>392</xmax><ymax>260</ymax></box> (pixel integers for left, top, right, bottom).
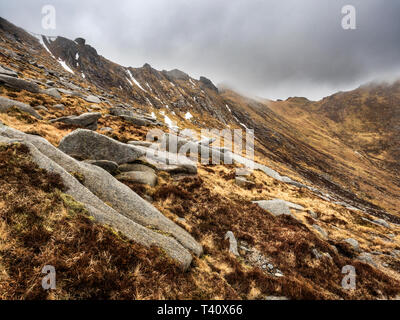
<box><xmin>184</xmin><ymin>111</ymin><xmax>193</xmax><ymax>120</ymax></box>
<box><xmin>75</xmin><ymin>52</ymin><xmax>79</xmax><ymax>60</ymax></box>
<box><xmin>81</xmin><ymin>73</ymin><xmax>85</xmax><ymax>79</ymax></box>
<box><xmin>58</xmin><ymin>59</ymin><xmax>74</xmax><ymax>74</ymax></box>
<box><xmin>150</xmin><ymin>112</ymin><xmax>156</xmax><ymax>119</ymax></box>
<box><xmin>32</xmin><ymin>34</ymin><xmax>55</xmax><ymax>58</ymax></box>
<box><xmin>189</xmin><ymin>79</ymin><xmax>196</xmax><ymax>87</ymax></box>
<box><xmin>164</xmin><ymin>115</ymin><xmax>179</xmax><ymax>131</ymax></box>
<box><xmin>225</xmin><ymin>104</ymin><xmax>232</xmax><ymax>112</ymax></box>
<box><xmin>170</xmin><ymin>82</ymin><xmax>176</xmax><ymax>87</ymax></box>
<box><xmin>126</xmin><ymin>69</ymin><xmax>146</xmax><ymax>92</ymax></box>
<box><xmin>146</xmin><ymin>82</ymin><xmax>153</xmax><ymax>91</ymax></box>
<box><xmin>160</xmin><ymin>110</ymin><xmax>165</xmax><ymax>115</ymax></box>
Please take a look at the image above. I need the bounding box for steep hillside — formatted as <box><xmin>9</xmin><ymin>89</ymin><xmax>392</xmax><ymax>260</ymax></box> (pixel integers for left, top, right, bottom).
<box><xmin>0</xmin><ymin>16</ymin><xmax>400</xmax><ymax>300</ymax></box>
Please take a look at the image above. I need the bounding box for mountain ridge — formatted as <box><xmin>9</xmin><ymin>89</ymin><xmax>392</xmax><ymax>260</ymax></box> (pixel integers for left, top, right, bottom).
<box><xmin>0</xmin><ymin>16</ymin><xmax>400</xmax><ymax>300</ymax></box>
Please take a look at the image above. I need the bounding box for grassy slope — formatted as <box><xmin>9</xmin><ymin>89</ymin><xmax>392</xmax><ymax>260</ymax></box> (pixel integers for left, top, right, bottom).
<box><xmin>0</xmin><ymin>27</ymin><xmax>400</xmax><ymax>300</ymax></box>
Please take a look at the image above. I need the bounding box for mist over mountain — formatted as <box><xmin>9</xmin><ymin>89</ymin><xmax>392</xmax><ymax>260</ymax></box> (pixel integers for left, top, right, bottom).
<box><xmin>1</xmin><ymin>0</ymin><xmax>400</xmax><ymax>100</ymax></box>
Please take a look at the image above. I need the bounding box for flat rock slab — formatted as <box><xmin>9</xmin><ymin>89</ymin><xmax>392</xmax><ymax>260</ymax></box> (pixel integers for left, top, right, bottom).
<box><xmin>0</xmin><ymin>64</ymin><xmax>18</xmax><ymax>77</ymax></box>
<box><xmin>59</xmin><ymin>129</ymin><xmax>145</xmax><ymax>164</ymax></box>
<box><xmin>0</xmin><ymin>96</ymin><xmax>42</xmax><ymax>119</ymax></box>
<box><xmin>252</xmin><ymin>199</ymin><xmax>304</xmax><ymax>216</ymax></box>
<box><xmin>110</xmin><ymin>107</ymin><xmax>134</xmax><ymax>117</ymax></box>
<box><xmin>42</xmin><ymin>87</ymin><xmax>61</xmax><ymax>99</ymax></box>
<box><xmin>50</xmin><ymin>112</ymin><xmax>101</xmax><ymax>130</ymax></box>
<box><xmin>0</xmin><ymin>126</ymin><xmax>203</xmax><ymax>268</ymax></box>
<box><xmin>84</xmin><ymin>95</ymin><xmax>101</xmax><ymax>103</ymax></box>
<box><xmin>116</xmin><ymin>171</ymin><xmax>158</xmax><ymax>187</ymax></box>
<box><xmin>0</xmin><ymin>74</ymin><xmax>40</xmax><ymax>93</ymax></box>
<box><xmin>120</xmin><ymin>115</ymin><xmax>153</xmax><ymax>127</ymax></box>
<box><xmin>134</xmin><ymin>146</ymin><xmax>198</xmax><ymax>174</ymax></box>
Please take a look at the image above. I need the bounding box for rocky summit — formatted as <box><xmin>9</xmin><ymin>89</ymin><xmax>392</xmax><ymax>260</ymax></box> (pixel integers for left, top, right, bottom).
<box><xmin>0</xmin><ymin>15</ymin><xmax>399</xmax><ymax>301</ymax></box>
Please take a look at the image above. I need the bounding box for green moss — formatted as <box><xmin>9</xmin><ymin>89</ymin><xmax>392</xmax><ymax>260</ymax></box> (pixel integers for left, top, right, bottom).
<box><xmin>70</xmin><ymin>171</ymin><xmax>85</xmax><ymax>184</ymax></box>
<box><xmin>59</xmin><ymin>192</ymin><xmax>88</xmax><ymax>217</ymax></box>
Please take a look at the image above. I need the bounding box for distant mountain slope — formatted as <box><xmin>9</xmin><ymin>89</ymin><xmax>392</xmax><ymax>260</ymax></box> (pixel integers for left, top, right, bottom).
<box><xmin>1</xmin><ymin>16</ymin><xmax>400</xmax><ymax>300</ymax></box>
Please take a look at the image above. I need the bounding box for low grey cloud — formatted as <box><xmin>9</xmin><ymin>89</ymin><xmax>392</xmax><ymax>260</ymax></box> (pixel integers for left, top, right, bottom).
<box><xmin>1</xmin><ymin>0</ymin><xmax>400</xmax><ymax>100</ymax></box>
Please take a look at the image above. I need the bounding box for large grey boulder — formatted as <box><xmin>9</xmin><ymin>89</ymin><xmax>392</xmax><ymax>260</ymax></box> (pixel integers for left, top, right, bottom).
<box><xmin>42</xmin><ymin>87</ymin><xmax>61</xmax><ymax>99</ymax></box>
<box><xmin>0</xmin><ymin>132</ymin><xmax>193</xmax><ymax>270</ymax></box>
<box><xmin>58</xmin><ymin>129</ymin><xmax>145</xmax><ymax>164</ymax></box>
<box><xmin>0</xmin><ymin>96</ymin><xmax>42</xmax><ymax>119</ymax></box>
<box><xmin>116</xmin><ymin>171</ymin><xmax>158</xmax><ymax>187</ymax></box>
<box><xmin>50</xmin><ymin>112</ymin><xmax>101</xmax><ymax>130</ymax></box>
<box><xmin>120</xmin><ymin>115</ymin><xmax>153</xmax><ymax>127</ymax></box>
<box><xmin>0</xmin><ymin>74</ymin><xmax>40</xmax><ymax>93</ymax></box>
<box><xmin>84</xmin><ymin>95</ymin><xmax>101</xmax><ymax>103</ymax></box>
<box><xmin>135</xmin><ymin>146</ymin><xmax>198</xmax><ymax>174</ymax></box>
<box><xmin>252</xmin><ymin>199</ymin><xmax>304</xmax><ymax>216</ymax></box>
<box><xmin>109</xmin><ymin>107</ymin><xmax>134</xmax><ymax>117</ymax></box>
<box><xmin>162</xmin><ymin>133</ymin><xmax>233</xmax><ymax>164</ymax></box>
<box><xmin>0</xmin><ymin>64</ymin><xmax>18</xmax><ymax>77</ymax></box>
<box><xmin>0</xmin><ymin>126</ymin><xmax>202</xmax><ymax>263</ymax></box>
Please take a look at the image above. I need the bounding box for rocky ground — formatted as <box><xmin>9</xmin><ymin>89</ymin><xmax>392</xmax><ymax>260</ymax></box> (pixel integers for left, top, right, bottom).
<box><xmin>0</xmin><ymin>16</ymin><xmax>399</xmax><ymax>300</ymax></box>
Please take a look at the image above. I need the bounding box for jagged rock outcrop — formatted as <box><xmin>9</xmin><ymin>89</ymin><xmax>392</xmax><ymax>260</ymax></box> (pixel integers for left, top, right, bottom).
<box><xmin>0</xmin><ymin>64</ymin><xmax>18</xmax><ymax>77</ymax></box>
<box><xmin>0</xmin><ymin>126</ymin><xmax>201</xmax><ymax>269</ymax></box>
<box><xmin>59</xmin><ymin>129</ymin><xmax>145</xmax><ymax>164</ymax></box>
<box><xmin>199</xmin><ymin>76</ymin><xmax>218</xmax><ymax>93</ymax></box>
<box><xmin>0</xmin><ymin>96</ymin><xmax>42</xmax><ymax>119</ymax></box>
<box><xmin>0</xmin><ymin>74</ymin><xmax>40</xmax><ymax>93</ymax></box>
<box><xmin>50</xmin><ymin>112</ymin><xmax>101</xmax><ymax>130</ymax></box>
<box><xmin>162</xmin><ymin>69</ymin><xmax>190</xmax><ymax>81</ymax></box>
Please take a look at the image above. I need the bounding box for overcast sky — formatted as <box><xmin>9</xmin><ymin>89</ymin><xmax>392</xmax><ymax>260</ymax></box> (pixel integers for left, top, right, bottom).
<box><xmin>1</xmin><ymin>0</ymin><xmax>400</xmax><ymax>100</ymax></box>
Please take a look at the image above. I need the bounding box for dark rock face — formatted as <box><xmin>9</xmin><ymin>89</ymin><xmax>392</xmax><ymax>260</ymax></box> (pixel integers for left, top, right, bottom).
<box><xmin>162</xmin><ymin>69</ymin><xmax>190</xmax><ymax>81</ymax></box>
<box><xmin>199</xmin><ymin>76</ymin><xmax>218</xmax><ymax>93</ymax></box>
<box><xmin>0</xmin><ymin>74</ymin><xmax>40</xmax><ymax>93</ymax></box>
<box><xmin>0</xmin><ymin>96</ymin><xmax>42</xmax><ymax>119</ymax></box>
<box><xmin>74</xmin><ymin>37</ymin><xmax>86</xmax><ymax>46</ymax></box>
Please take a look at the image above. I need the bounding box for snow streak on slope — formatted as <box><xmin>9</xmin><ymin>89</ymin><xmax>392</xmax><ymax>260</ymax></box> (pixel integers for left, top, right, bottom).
<box><xmin>185</xmin><ymin>112</ymin><xmax>193</xmax><ymax>120</ymax></box>
<box><xmin>126</xmin><ymin>69</ymin><xmax>147</xmax><ymax>92</ymax></box>
<box><xmin>58</xmin><ymin>58</ymin><xmax>74</xmax><ymax>74</ymax></box>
